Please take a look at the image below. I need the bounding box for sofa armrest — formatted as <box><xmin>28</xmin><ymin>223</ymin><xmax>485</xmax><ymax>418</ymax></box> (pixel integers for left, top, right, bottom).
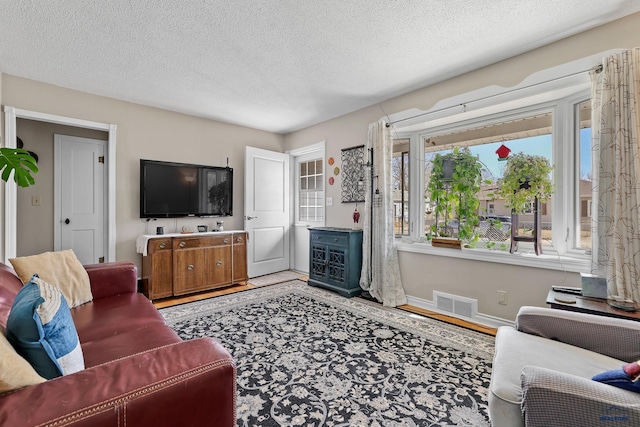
<box><xmin>521</xmin><ymin>366</ymin><xmax>640</xmax><ymax>427</ymax></box>
<box><xmin>516</xmin><ymin>306</ymin><xmax>640</xmax><ymax>361</ymax></box>
<box><xmin>84</xmin><ymin>262</ymin><xmax>138</xmax><ymax>299</ymax></box>
<box><xmin>0</xmin><ymin>338</ymin><xmax>236</xmax><ymax>427</ymax></box>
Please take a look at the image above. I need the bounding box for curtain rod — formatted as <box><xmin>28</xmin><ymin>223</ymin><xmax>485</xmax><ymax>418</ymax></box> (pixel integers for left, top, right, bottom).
<box><xmin>386</xmin><ymin>64</ymin><xmax>602</xmax><ymax>128</ymax></box>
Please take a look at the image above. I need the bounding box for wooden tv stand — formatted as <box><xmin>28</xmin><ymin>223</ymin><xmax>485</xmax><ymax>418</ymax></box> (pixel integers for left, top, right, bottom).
<box><xmin>138</xmin><ymin>231</ymin><xmax>248</xmax><ymax>300</ymax></box>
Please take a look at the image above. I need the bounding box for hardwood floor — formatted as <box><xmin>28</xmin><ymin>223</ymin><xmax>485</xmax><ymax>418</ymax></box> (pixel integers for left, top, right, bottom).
<box><xmin>152</xmin><ymin>282</ymin><xmax>255</xmax><ymax>309</ymax></box>
<box><xmin>397</xmin><ymin>304</ymin><xmax>497</xmax><ymax>336</ymax></box>
<box><xmin>152</xmin><ymin>279</ymin><xmax>497</xmax><ymax>336</ymax></box>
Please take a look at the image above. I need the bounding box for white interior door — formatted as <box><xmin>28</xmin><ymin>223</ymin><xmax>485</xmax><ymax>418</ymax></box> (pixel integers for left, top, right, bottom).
<box><xmin>292</xmin><ymin>152</ymin><xmax>325</xmax><ymax>273</ymax></box>
<box><xmin>245</xmin><ymin>147</ymin><xmax>290</xmax><ymax>277</ymax></box>
<box><xmin>54</xmin><ymin>135</ymin><xmax>107</xmax><ymax>265</ymax></box>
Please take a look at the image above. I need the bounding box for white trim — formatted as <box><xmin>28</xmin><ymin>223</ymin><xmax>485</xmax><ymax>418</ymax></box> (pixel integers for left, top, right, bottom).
<box><xmin>3</xmin><ymin>107</ymin><xmax>18</xmax><ymax>262</ymax></box>
<box><xmin>107</xmin><ymin>124</ymin><xmax>117</xmax><ymax>262</ymax></box>
<box><xmin>385</xmin><ymin>50</ymin><xmax>618</xmax><ymax>131</ymax></box>
<box><xmin>286</xmin><ymin>140</ymin><xmax>325</xmax><ymax>157</ymax></box>
<box><xmin>286</xmin><ymin>141</ymin><xmax>326</xmax><ymax>272</ymax></box>
<box><xmin>396</xmin><ymin>241</ymin><xmax>590</xmax><ymax>273</ymax></box>
<box><xmin>405</xmin><ymin>294</ymin><xmax>515</xmax><ymax>329</ymax></box>
<box><xmin>2</xmin><ymin>106</ymin><xmax>116</xmax><ymax>263</ymax></box>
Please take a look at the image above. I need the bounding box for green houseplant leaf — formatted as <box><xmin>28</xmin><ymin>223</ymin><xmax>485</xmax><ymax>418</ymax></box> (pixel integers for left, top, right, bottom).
<box><xmin>426</xmin><ymin>147</ymin><xmax>484</xmax><ymax>243</ymax></box>
<box><xmin>499</xmin><ymin>152</ymin><xmax>553</xmax><ymax>214</ymax></box>
<box><xmin>0</xmin><ymin>147</ymin><xmax>39</xmax><ymax>187</ymax></box>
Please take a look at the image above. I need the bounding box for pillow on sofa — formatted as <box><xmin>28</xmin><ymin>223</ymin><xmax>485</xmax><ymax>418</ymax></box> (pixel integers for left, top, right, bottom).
<box><xmin>0</xmin><ymin>331</ymin><xmax>46</xmax><ymax>393</ymax></box>
<box><xmin>5</xmin><ymin>275</ymin><xmax>85</xmax><ymax>380</ymax></box>
<box><xmin>593</xmin><ymin>360</ymin><xmax>640</xmax><ymax>393</ymax></box>
<box><xmin>9</xmin><ymin>249</ymin><xmax>92</xmax><ymax>308</ymax></box>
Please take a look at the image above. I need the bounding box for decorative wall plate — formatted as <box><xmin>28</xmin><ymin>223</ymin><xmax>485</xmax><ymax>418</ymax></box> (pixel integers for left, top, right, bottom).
<box><xmin>328</xmin><ymin>177</ymin><xmax>335</xmax><ymax>185</ymax></box>
<box><xmin>328</xmin><ymin>157</ymin><xmax>334</xmax><ymax>165</ymax></box>
<box><xmin>334</xmin><ymin>166</ymin><xmax>340</xmax><ymax>175</ymax></box>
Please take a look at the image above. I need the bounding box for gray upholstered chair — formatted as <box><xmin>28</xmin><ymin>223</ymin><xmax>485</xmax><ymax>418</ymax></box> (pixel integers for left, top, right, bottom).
<box><xmin>489</xmin><ymin>306</ymin><xmax>640</xmax><ymax>427</ymax></box>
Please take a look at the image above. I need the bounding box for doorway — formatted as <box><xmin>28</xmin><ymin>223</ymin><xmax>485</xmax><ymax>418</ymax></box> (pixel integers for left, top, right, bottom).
<box><xmin>288</xmin><ymin>142</ymin><xmax>325</xmax><ymax>274</ymax></box>
<box><xmin>3</xmin><ymin>106</ymin><xmax>116</xmax><ymax>263</ymax></box>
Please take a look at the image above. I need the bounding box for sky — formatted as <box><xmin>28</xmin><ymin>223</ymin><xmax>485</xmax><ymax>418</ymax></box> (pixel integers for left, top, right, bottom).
<box><xmin>424</xmin><ymin>129</ymin><xmax>592</xmax><ymax>181</ymax></box>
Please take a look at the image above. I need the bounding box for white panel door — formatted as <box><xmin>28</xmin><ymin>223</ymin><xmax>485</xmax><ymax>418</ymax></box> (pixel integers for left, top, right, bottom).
<box><xmin>54</xmin><ymin>135</ymin><xmax>106</xmax><ymax>265</ymax></box>
<box><xmin>245</xmin><ymin>146</ymin><xmax>290</xmax><ymax>277</ymax></box>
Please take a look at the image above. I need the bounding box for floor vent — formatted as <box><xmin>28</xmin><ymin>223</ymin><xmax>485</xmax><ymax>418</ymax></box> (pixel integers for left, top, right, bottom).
<box><xmin>433</xmin><ymin>291</ymin><xmax>478</xmax><ymax>320</ymax></box>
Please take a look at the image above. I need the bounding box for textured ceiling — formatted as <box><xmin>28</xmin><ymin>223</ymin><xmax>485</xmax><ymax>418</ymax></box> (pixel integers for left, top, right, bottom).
<box><xmin>1</xmin><ymin>1</ymin><xmax>639</xmax><ymax>134</ymax></box>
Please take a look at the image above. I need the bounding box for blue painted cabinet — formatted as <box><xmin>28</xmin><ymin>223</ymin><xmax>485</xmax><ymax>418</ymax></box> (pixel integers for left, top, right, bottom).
<box><xmin>307</xmin><ymin>227</ymin><xmax>363</xmax><ymax>297</ymax></box>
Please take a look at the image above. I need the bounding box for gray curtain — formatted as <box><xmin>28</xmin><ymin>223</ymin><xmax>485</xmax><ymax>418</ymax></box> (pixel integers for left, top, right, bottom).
<box><xmin>590</xmin><ymin>47</ymin><xmax>640</xmax><ymax>301</ymax></box>
<box><xmin>359</xmin><ymin>121</ymin><xmax>408</xmax><ymax>307</ymax></box>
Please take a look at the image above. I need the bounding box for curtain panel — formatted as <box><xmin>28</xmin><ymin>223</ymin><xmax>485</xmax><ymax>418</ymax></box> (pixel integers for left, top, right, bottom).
<box><xmin>359</xmin><ymin>121</ymin><xmax>408</xmax><ymax>307</ymax></box>
<box><xmin>591</xmin><ymin>47</ymin><xmax>640</xmax><ymax>301</ymax></box>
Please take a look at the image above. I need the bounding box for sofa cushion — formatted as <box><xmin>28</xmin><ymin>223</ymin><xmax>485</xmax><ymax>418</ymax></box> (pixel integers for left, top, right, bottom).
<box><xmin>72</xmin><ymin>292</ymin><xmax>168</xmax><ymax>343</ymax></box>
<box><xmin>81</xmin><ymin>325</ymin><xmax>181</xmax><ymax>367</ymax></box>
<box><xmin>10</xmin><ymin>249</ymin><xmax>92</xmax><ymax>308</ymax></box>
<box><xmin>0</xmin><ymin>263</ymin><xmax>23</xmax><ymax>329</ymax></box>
<box><xmin>0</xmin><ymin>331</ymin><xmax>46</xmax><ymax>393</ymax></box>
<box><xmin>5</xmin><ymin>275</ymin><xmax>85</xmax><ymax>379</ymax></box>
<box><xmin>489</xmin><ymin>326</ymin><xmax>622</xmax><ymax>427</ymax></box>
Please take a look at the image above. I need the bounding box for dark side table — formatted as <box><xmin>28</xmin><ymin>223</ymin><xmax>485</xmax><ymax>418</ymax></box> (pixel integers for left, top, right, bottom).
<box><xmin>546</xmin><ymin>289</ymin><xmax>640</xmax><ymax>321</ymax></box>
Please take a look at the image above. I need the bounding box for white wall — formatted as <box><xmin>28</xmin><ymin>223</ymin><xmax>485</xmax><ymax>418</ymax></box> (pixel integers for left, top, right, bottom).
<box><xmin>283</xmin><ymin>12</ymin><xmax>640</xmax><ymax>321</ymax></box>
<box><xmin>1</xmin><ymin>76</ymin><xmax>284</xmax><ymax>272</ymax></box>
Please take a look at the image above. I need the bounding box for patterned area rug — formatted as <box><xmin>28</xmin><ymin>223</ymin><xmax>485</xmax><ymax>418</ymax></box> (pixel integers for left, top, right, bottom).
<box><xmin>160</xmin><ymin>281</ymin><xmax>495</xmax><ymax>427</ymax></box>
<box><xmin>247</xmin><ymin>270</ymin><xmax>306</xmax><ymax>287</ymax></box>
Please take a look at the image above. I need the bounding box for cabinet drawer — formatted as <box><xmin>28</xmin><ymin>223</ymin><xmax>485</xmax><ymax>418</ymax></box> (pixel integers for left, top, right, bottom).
<box><xmin>173</xmin><ymin>235</ymin><xmax>231</xmax><ymax>250</ymax></box>
<box><xmin>209</xmin><ymin>235</ymin><xmax>232</xmax><ymax>246</ymax></box>
<box><xmin>310</xmin><ymin>233</ymin><xmax>347</xmax><ymax>246</ymax></box>
<box><xmin>149</xmin><ymin>239</ymin><xmax>172</xmax><ymax>252</ymax></box>
<box><xmin>232</xmin><ymin>233</ymin><xmax>247</xmax><ymax>245</ymax></box>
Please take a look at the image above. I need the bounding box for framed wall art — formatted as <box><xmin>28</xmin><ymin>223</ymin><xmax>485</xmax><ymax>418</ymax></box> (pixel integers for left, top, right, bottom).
<box><xmin>340</xmin><ymin>144</ymin><xmax>366</xmax><ymax>203</ymax></box>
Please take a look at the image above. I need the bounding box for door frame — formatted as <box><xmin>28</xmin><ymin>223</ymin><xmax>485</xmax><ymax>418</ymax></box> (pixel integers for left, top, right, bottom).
<box><xmin>286</xmin><ymin>141</ymin><xmax>325</xmax><ymax>271</ymax></box>
<box><xmin>3</xmin><ymin>106</ymin><xmax>117</xmax><ymax>263</ymax></box>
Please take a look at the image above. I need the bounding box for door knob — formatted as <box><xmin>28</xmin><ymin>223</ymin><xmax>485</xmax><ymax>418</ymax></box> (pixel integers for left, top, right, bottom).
<box><xmin>64</xmin><ymin>218</ymin><xmax>70</xmax><ymax>225</ymax></box>
<box><xmin>246</xmin><ymin>216</ymin><xmax>258</xmax><ymax>220</ymax></box>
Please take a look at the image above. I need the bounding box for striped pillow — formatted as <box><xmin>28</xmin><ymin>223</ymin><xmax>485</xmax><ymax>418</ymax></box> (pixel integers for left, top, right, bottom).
<box><xmin>6</xmin><ymin>275</ymin><xmax>84</xmax><ymax>379</ymax></box>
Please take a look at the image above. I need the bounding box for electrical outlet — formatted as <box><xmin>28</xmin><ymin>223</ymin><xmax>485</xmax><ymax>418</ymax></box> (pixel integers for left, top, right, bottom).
<box><xmin>497</xmin><ymin>290</ymin><xmax>508</xmax><ymax>305</ymax></box>
<box><xmin>326</xmin><ymin>197</ymin><xmax>333</xmax><ymax>206</ymax></box>
<box><xmin>32</xmin><ymin>195</ymin><xmax>41</xmax><ymax>206</ymax></box>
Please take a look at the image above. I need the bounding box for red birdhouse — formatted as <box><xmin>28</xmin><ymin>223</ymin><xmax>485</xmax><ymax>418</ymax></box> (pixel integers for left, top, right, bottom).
<box><xmin>496</xmin><ymin>144</ymin><xmax>511</xmax><ymax>161</ymax></box>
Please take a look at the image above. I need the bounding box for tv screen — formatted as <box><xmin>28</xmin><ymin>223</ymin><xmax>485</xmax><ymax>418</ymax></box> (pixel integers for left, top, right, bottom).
<box><xmin>140</xmin><ymin>159</ymin><xmax>233</xmax><ymax>218</ymax></box>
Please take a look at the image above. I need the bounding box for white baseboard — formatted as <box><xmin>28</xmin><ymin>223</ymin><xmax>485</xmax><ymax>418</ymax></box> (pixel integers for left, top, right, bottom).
<box><xmin>405</xmin><ymin>295</ymin><xmax>515</xmax><ymax>329</ymax></box>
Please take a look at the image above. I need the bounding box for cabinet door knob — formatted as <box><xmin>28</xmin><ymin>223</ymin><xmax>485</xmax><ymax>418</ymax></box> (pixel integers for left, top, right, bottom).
<box><xmin>187</xmin><ymin>264</ymin><xmax>194</xmax><ymax>270</ymax></box>
<box><xmin>216</xmin><ymin>261</ymin><xmax>223</xmax><ymax>266</ymax></box>
<box><xmin>224</xmin><ymin>238</ymin><xmax>229</xmax><ymax>244</ymax></box>
<box><xmin>236</xmin><ymin>237</ymin><xmax>243</xmax><ymax>242</ymax></box>
<box><xmin>179</xmin><ymin>241</ymin><xmax>186</xmax><ymax>248</ymax></box>
<box><xmin>159</xmin><ymin>243</ymin><xmax>166</xmax><ymax>249</ymax></box>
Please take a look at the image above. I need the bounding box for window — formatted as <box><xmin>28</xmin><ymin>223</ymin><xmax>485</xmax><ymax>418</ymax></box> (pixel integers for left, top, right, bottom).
<box><xmin>423</xmin><ymin>112</ymin><xmax>554</xmax><ymax>250</ymax></box>
<box><xmin>392</xmin><ymin>138</ymin><xmax>410</xmax><ymax>236</ymax></box>
<box><xmin>393</xmin><ymin>85</ymin><xmax>592</xmax><ymax>260</ymax></box>
<box><xmin>576</xmin><ymin>99</ymin><xmax>592</xmax><ymax>250</ymax></box>
<box><xmin>299</xmin><ymin>159</ymin><xmax>323</xmax><ymax>221</ymax></box>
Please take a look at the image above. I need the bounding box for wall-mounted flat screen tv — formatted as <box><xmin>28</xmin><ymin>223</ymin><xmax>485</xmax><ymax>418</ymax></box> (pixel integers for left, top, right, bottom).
<box><xmin>140</xmin><ymin>159</ymin><xmax>233</xmax><ymax>218</ymax></box>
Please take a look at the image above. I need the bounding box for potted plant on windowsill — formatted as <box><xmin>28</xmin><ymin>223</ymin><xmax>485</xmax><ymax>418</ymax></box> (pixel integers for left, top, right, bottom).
<box><xmin>0</xmin><ymin>147</ymin><xmax>38</xmax><ymax>187</ymax></box>
<box><xmin>426</xmin><ymin>147</ymin><xmax>484</xmax><ymax>248</ymax></box>
<box><xmin>499</xmin><ymin>152</ymin><xmax>553</xmax><ymax>255</ymax></box>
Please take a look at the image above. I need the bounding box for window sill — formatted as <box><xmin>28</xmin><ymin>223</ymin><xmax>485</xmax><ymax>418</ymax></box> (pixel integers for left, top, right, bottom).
<box><xmin>396</xmin><ymin>240</ymin><xmax>591</xmax><ymax>273</ymax></box>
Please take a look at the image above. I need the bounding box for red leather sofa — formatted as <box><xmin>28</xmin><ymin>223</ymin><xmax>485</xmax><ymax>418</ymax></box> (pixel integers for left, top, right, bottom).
<box><xmin>0</xmin><ymin>261</ymin><xmax>236</xmax><ymax>426</ymax></box>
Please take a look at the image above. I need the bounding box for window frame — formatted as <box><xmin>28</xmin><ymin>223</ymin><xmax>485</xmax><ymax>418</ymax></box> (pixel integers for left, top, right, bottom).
<box><xmin>393</xmin><ymin>84</ymin><xmax>592</xmax><ymax>273</ymax></box>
